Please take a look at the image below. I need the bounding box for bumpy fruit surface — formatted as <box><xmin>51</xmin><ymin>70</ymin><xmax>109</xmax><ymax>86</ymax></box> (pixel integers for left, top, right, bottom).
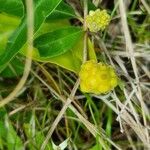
<box><xmin>85</xmin><ymin>9</ymin><xmax>110</xmax><ymax>32</ymax></box>
<box><xmin>79</xmin><ymin>60</ymin><xmax>118</xmax><ymax>94</ymax></box>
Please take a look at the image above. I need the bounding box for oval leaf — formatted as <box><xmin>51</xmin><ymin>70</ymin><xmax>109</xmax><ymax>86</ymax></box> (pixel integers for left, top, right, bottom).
<box><xmin>34</xmin><ymin>26</ymin><xmax>83</xmax><ymax>57</ymax></box>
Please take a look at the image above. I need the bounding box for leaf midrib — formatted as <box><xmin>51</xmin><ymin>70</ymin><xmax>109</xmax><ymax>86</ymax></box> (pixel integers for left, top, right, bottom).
<box><xmin>37</xmin><ymin>29</ymin><xmax>82</xmax><ymax>47</ymax></box>
<box><xmin>54</xmin><ymin>9</ymin><xmax>76</xmax><ymax>18</ymax></box>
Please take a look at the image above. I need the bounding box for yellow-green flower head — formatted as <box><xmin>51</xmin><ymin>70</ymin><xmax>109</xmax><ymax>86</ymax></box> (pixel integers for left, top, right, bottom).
<box><xmin>85</xmin><ymin>9</ymin><xmax>111</xmax><ymax>32</ymax></box>
<box><xmin>79</xmin><ymin>60</ymin><xmax>118</xmax><ymax>94</ymax></box>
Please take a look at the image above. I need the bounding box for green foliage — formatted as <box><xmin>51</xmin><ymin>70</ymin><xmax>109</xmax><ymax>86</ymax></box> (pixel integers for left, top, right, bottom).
<box><xmin>0</xmin><ymin>56</ymin><xmax>24</xmax><ymax>78</ymax></box>
<box><xmin>34</xmin><ymin>26</ymin><xmax>83</xmax><ymax>57</ymax></box>
<box><xmin>0</xmin><ymin>0</ymin><xmax>24</xmax><ymax>17</ymax></box>
<box><xmin>0</xmin><ymin>0</ymin><xmax>92</xmax><ymax>74</ymax></box>
<box><xmin>0</xmin><ymin>108</ymin><xmax>24</xmax><ymax>150</ymax></box>
<box><xmin>47</xmin><ymin>1</ymin><xmax>77</xmax><ymax>20</ymax></box>
<box><xmin>0</xmin><ymin>0</ymin><xmax>62</xmax><ymax>72</ymax></box>
<box><xmin>0</xmin><ymin>14</ymin><xmax>24</xmax><ymax>77</ymax></box>
<box><xmin>23</xmin><ymin>121</ymin><xmax>52</xmax><ymax>149</ymax></box>
<box><xmin>0</xmin><ymin>14</ymin><xmax>20</xmax><ymax>55</ymax></box>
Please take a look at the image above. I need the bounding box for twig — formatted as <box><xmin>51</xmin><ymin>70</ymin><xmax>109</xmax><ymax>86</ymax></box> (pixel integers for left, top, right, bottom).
<box><xmin>40</xmin><ymin>79</ymin><xmax>80</xmax><ymax>150</ymax></box>
<box><xmin>83</xmin><ymin>0</ymin><xmax>88</xmax><ymax>62</ymax></box>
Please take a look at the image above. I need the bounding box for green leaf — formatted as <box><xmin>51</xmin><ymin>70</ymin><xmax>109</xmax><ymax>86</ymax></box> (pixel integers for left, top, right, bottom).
<box><xmin>0</xmin><ymin>14</ymin><xmax>23</xmax><ymax>76</ymax></box>
<box><xmin>23</xmin><ymin>123</ymin><xmax>52</xmax><ymax>150</ymax></box>
<box><xmin>21</xmin><ymin>41</ymin><xmax>82</xmax><ymax>73</ymax></box>
<box><xmin>34</xmin><ymin>26</ymin><xmax>83</xmax><ymax>57</ymax></box>
<box><xmin>0</xmin><ymin>14</ymin><xmax>24</xmax><ymax>78</ymax></box>
<box><xmin>0</xmin><ymin>13</ymin><xmax>81</xmax><ymax>74</ymax></box>
<box><xmin>0</xmin><ymin>56</ymin><xmax>24</xmax><ymax>78</ymax></box>
<box><xmin>0</xmin><ymin>14</ymin><xmax>20</xmax><ymax>55</ymax></box>
<box><xmin>0</xmin><ymin>0</ymin><xmax>24</xmax><ymax>17</ymax></box>
<box><xmin>0</xmin><ymin>108</ymin><xmax>24</xmax><ymax>150</ymax></box>
<box><xmin>73</xmin><ymin>36</ymin><xmax>97</xmax><ymax>62</ymax></box>
<box><xmin>88</xmin><ymin>0</ymin><xmax>97</xmax><ymax>11</ymax></box>
<box><xmin>89</xmin><ymin>144</ymin><xmax>100</xmax><ymax>150</ymax></box>
<box><xmin>20</xmin><ymin>21</ymin><xmax>82</xmax><ymax>73</ymax></box>
<box><xmin>0</xmin><ymin>0</ymin><xmax>76</xmax><ymax>20</ymax></box>
<box><xmin>0</xmin><ymin>14</ymin><xmax>20</xmax><ymax>34</ymax></box>
<box><xmin>43</xmin><ymin>50</ymin><xmax>82</xmax><ymax>73</ymax></box>
<box><xmin>21</xmin><ymin>28</ymin><xmax>97</xmax><ymax>73</ymax></box>
<box><xmin>0</xmin><ymin>0</ymin><xmax>62</xmax><ymax>73</ymax></box>
<box><xmin>47</xmin><ymin>1</ymin><xmax>76</xmax><ymax>20</ymax></box>
<box><xmin>88</xmin><ymin>38</ymin><xmax>97</xmax><ymax>61</ymax></box>
<box><xmin>52</xmin><ymin>138</ymin><xmax>69</xmax><ymax>150</ymax></box>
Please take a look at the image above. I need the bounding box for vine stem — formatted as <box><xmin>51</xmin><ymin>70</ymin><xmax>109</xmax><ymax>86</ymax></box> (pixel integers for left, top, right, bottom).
<box><xmin>41</xmin><ymin>1</ymin><xmax>88</xmax><ymax>149</ymax></box>
<box><xmin>0</xmin><ymin>0</ymin><xmax>34</xmax><ymax>107</ymax></box>
<box><xmin>83</xmin><ymin>0</ymin><xmax>88</xmax><ymax>62</ymax></box>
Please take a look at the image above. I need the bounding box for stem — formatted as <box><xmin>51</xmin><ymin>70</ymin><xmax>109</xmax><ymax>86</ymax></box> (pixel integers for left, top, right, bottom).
<box><xmin>0</xmin><ymin>0</ymin><xmax>34</xmax><ymax>107</ymax></box>
<box><xmin>40</xmin><ymin>79</ymin><xmax>80</xmax><ymax>150</ymax></box>
<box><xmin>83</xmin><ymin>0</ymin><xmax>88</xmax><ymax>62</ymax></box>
